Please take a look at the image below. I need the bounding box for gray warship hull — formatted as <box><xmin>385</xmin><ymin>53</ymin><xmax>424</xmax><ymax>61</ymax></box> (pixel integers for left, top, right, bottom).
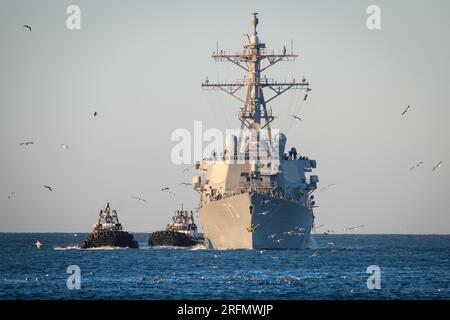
<box><xmin>199</xmin><ymin>192</ymin><xmax>313</xmax><ymax>249</ymax></box>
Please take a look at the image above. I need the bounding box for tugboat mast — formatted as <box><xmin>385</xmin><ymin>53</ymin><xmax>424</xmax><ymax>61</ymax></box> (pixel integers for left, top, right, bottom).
<box><xmin>202</xmin><ymin>13</ymin><xmax>310</xmax><ymax>142</ymax></box>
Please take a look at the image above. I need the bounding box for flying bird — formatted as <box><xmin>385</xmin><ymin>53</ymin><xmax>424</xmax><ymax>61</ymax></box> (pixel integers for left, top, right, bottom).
<box><xmin>272</xmin><ymin>238</ymin><xmax>284</xmax><ymax>243</ymax></box>
<box><xmin>314</xmin><ymin>224</ymin><xmax>325</xmax><ymax>232</ymax></box>
<box><xmin>246</xmin><ymin>224</ymin><xmax>260</xmax><ymax>233</ymax></box>
<box><xmin>35</xmin><ymin>240</ymin><xmax>42</xmax><ymax>249</ymax></box>
<box><xmin>319</xmin><ymin>184</ymin><xmax>335</xmax><ymax>192</ymax></box>
<box><xmin>179</xmin><ymin>182</ymin><xmax>192</xmax><ymax>187</ymax></box>
<box><xmin>131</xmin><ymin>196</ymin><xmax>147</xmax><ymax>203</ymax></box>
<box><xmin>402</xmin><ymin>105</ymin><xmax>411</xmax><ymax>116</ymax></box>
<box><xmin>343</xmin><ymin>225</ymin><xmax>364</xmax><ymax>232</ymax></box>
<box><xmin>93</xmin><ymin>111</ymin><xmax>98</xmax><ymax>117</ymax></box>
<box><xmin>291</xmin><ymin>115</ymin><xmax>303</xmax><ymax>122</ymax></box>
<box><xmin>60</xmin><ymin>144</ymin><xmax>69</xmax><ymax>149</ymax></box>
<box><xmin>267</xmin><ymin>234</ymin><xmax>277</xmax><ymax>239</ymax></box>
<box><xmin>43</xmin><ymin>185</ymin><xmax>53</xmax><ymax>191</ymax></box>
<box><xmin>19</xmin><ymin>141</ymin><xmax>34</xmax><ymax>146</ymax></box>
<box><xmin>432</xmin><ymin>161</ymin><xmax>443</xmax><ymax>171</ymax></box>
<box><xmin>256</xmin><ymin>210</ymin><xmax>270</xmax><ymax>216</ymax></box>
<box><xmin>410</xmin><ymin>161</ymin><xmax>424</xmax><ymax>170</ymax></box>
<box><xmin>161</xmin><ymin>187</ymin><xmax>170</xmax><ymax>191</ymax></box>
<box><xmin>23</xmin><ymin>25</ymin><xmax>32</xmax><ymax>32</ymax></box>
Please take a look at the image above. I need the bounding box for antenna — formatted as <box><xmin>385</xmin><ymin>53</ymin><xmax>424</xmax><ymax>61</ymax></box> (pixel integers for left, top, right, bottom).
<box><xmin>202</xmin><ymin>13</ymin><xmax>310</xmax><ymax>140</ymax></box>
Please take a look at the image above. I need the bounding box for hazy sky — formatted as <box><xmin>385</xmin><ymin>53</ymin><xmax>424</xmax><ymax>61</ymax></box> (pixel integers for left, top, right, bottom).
<box><xmin>1</xmin><ymin>0</ymin><xmax>449</xmax><ymax>233</ymax></box>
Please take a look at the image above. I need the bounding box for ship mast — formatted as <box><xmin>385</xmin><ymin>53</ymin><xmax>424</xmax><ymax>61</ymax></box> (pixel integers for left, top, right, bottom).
<box><xmin>202</xmin><ymin>13</ymin><xmax>310</xmax><ymax>143</ymax></box>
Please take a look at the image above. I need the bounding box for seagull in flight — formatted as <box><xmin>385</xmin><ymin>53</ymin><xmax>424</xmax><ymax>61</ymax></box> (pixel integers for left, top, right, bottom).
<box><xmin>161</xmin><ymin>187</ymin><xmax>170</xmax><ymax>191</ymax></box>
<box><xmin>179</xmin><ymin>182</ymin><xmax>192</xmax><ymax>187</ymax></box>
<box><xmin>23</xmin><ymin>25</ymin><xmax>32</xmax><ymax>32</ymax></box>
<box><xmin>432</xmin><ymin>161</ymin><xmax>443</xmax><ymax>171</ymax></box>
<box><xmin>319</xmin><ymin>184</ymin><xmax>335</xmax><ymax>192</ymax></box>
<box><xmin>291</xmin><ymin>115</ymin><xmax>303</xmax><ymax>122</ymax></box>
<box><xmin>402</xmin><ymin>105</ymin><xmax>411</xmax><ymax>116</ymax></box>
<box><xmin>343</xmin><ymin>225</ymin><xmax>364</xmax><ymax>232</ymax></box>
<box><xmin>267</xmin><ymin>234</ymin><xmax>277</xmax><ymax>239</ymax></box>
<box><xmin>35</xmin><ymin>240</ymin><xmax>42</xmax><ymax>249</ymax></box>
<box><xmin>43</xmin><ymin>185</ymin><xmax>53</xmax><ymax>192</ymax></box>
<box><xmin>256</xmin><ymin>210</ymin><xmax>270</xmax><ymax>216</ymax></box>
<box><xmin>60</xmin><ymin>144</ymin><xmax>69</xmax><ymax>149</ymax></box>
<box><xmin>19</xmin><ymin>141</ymin><xmax>34</xmax><ymax>146</ymax></box>
<box><xmin>131</xmin><ymin>196</ymin><xmax>147</xmax><ymax>203</ymax></box>
<box><xmin>93</xmin><ymin>111</ymin><xmax>98</xmax><ymax>117</ymax></box>
<box><xmin>246</xmin><ymin>224</ymin><xmax>260</xmax><ymax>233</ymax></box>
<box><xmin>314</xmin><ymin>224</ymin><xmax>325</xmax><ymax>232</ymax></box>
<box><xmin>272</xmin><ymin>238</ymin><xmax>284</xmax><ymax>243</ymax></box>
<box><xmin>410</xmin><ymin>161</ymin><xmax>424</xmax><ymax>170</ymax></box>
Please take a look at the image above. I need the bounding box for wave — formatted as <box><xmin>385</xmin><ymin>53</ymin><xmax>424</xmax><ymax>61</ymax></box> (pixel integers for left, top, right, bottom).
<box><xmin>150</xmin><ymin>244</ymin><xmax>209</xmax><ymax>250</ymax></box>
<box><xmin>54</xmin><ymin>246</ymin><xmax>127</xmax><ymax>251</ymax></box>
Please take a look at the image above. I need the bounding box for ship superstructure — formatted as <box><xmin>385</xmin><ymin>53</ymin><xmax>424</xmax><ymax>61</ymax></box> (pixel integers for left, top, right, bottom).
<box><xmin>193</xmin><ymin>13</ymin><xmax>319</xmax><ymax>249</ymax></box>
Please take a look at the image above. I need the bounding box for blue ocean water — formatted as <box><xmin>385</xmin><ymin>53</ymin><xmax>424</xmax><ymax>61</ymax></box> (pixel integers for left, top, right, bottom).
<box><xmin>0</xmin><ymin>233</ymin><xmax>449</xmax><ymax>300</ymax></box>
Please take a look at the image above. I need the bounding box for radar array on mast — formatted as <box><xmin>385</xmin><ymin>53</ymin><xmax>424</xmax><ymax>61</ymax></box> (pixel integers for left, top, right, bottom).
<box><xmin>202</xmin><ymin>13</ymin><xmax>310</xmax><ymax>134</ymax></box>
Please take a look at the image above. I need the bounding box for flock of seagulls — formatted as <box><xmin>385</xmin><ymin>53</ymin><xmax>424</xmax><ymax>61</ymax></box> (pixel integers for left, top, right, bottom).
<box><xmin>408</xmin><ymin>160</ymin><xmax>443</xmax><ymax>172</ymax></box>
<box><xmin>10</xmin><ymin>111</ymin><xmax>102</xmax><ymax>202</ymax></box>
<box><xmin>12</xmin><ymin>26</ymin><xmax>446</xmax><ymax>248</ymax></box>
<box><xmin>400</xmin><ymin>106</ymin><xmax>443</xmax><ymax>171</ymax></box>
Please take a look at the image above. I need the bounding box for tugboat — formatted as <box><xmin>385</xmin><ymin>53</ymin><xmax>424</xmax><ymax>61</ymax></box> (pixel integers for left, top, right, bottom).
<box><xmin>80</xmin><ymin>203</ymin><xmax>139</xmax><ymax>249</ymax></box>
<box><xmin>148</xmin><ymin>206</ymin><xmax>204</xmax><ymax>247</ymax></box>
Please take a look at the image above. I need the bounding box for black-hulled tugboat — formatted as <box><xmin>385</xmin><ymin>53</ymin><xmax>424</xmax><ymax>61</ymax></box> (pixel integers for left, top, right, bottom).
<box><xmin>81</xmin><ymin>203</ymin><xmax>139</xmax><ymax>249</ymax></box>
<box><xmin>148</xmin><ymin>206</ymin><xmax>204</xmax><ymax>247</ymax></box>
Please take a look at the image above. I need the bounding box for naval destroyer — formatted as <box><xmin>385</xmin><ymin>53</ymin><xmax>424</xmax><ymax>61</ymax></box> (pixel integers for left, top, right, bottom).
<box><xmin>193</xmin><ymin>13</ymin><xmax>319</xmax><ymax>249</ymax></box>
